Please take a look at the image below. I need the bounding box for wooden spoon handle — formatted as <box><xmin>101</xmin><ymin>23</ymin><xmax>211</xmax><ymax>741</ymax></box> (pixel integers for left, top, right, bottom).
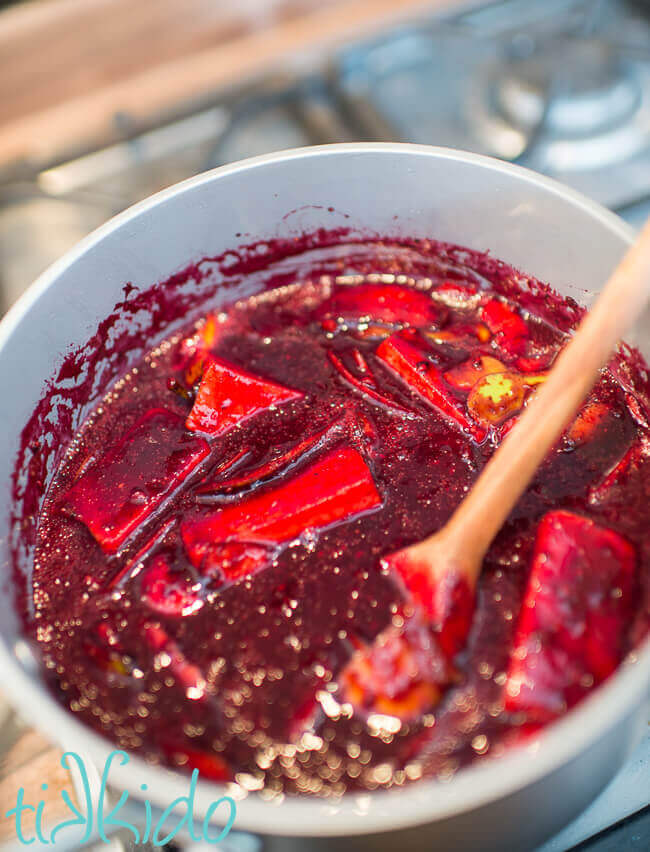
<box><xmin>444</xmin><ymin>217</ymin><xmax>650</xmax><ymax>573</ymax></box>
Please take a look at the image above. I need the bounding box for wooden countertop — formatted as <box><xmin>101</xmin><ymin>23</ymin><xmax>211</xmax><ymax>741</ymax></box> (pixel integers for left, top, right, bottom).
<box><xmin>0</xmin><ymin>723</ymin><xmax>77</xmax><ymax>845</ymax></box>
<box><xmin>0</xmin><ymin>0</ymin><xmax>462</xmax><ymax>169</ymax></box>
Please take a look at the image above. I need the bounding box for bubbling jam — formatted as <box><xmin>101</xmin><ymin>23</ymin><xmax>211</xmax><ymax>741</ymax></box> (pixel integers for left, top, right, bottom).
<box><xmin>27</xmin><ymin>238</ymin><xmax>650</xmax><ymax>798</ymax></box>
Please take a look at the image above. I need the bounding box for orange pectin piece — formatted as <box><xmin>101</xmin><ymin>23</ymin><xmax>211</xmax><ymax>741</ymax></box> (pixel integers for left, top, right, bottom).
<box><xmin>565</xmin><ymin>400</ymin><xmax>612</xmax><ymax>446</ymax></box>
<box><xmin>444</xmin><ymin>355</ymin><xmax>506</xmax><ymax>392</ymax></box>
<box><xmin>467</xmin><ymin>371</ymin><xmax>548</xmax><ymax>426</ymax></box>
<box><xmin>200</xmin><ymin>314</ymin><xmax>218</xmax><ymax>348</ymax></box>
<box><xmin>424</xmin><ymin>322</ymin><xmax>490</xmax><ymax>347</ymax></box>
<box><xmin>467</xmin><ymin>372</ymin><xmax>526</xmax><ymax>425</ymax></box>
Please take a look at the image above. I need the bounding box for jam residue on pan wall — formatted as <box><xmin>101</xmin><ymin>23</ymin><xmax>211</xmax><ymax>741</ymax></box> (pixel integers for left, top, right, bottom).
<box><xmin>13</xmin><ymin>232</ymin><xmax>650</xmax><ymax>798</ymax></box>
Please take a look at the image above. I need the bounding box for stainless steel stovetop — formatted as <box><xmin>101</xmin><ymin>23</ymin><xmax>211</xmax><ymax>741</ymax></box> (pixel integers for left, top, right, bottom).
<box><xmin>0</xmin><ymin>0</ymin><xmax>648</xmax><ymax>849</ymax></box>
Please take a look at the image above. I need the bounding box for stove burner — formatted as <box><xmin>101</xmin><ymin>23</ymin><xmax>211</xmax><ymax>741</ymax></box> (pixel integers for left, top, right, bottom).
<box><xmin>467</xmin><ymin>37</ymin><xmax>650</xmax><ymax>171</ymax></box>
<box><xmin>499</xmin><ymin>40</ymin><xmax>639</xmax><ymax>135</ymax></box>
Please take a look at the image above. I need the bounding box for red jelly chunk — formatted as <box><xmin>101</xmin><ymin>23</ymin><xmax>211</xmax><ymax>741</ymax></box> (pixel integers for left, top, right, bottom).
<box><xmin>161</xmin><ymin>742</ymin><xmax>231</xmax><ymax>781</ymax></box>
<box><xmin>384</xmin><ymin>550</ymin><xmax>476</xmax><ymax>660</ymax></box>
<box><xmin>376</xmin><ymin>330</ymin><xmax>486</xmax><ymax>441</ymax></box>
<box><xmin>140</xmin><ymin>554</ymin><xmax>204</xmax><ymax>618</ymax></box>
<box><xmin>186</xmin><ymin>355</ymin><xmax>302</xmax><ymax>437</ymax></box>
<box><xmin>481</xmin><ymin>299</ymin><xmax>528</xmax><ymax>355</ymax></box>
<box><xmin>319</xmin><ymin>283</ymin><xmax>437</xmax><ymax>326</ymax></box>
<box><xmin>182</xmin><ymin>446</ymin><xmax>381</xmax><ymax>568</ymax></box>
<box><xmin>505</xmin><ymin>510</ymin><xmax>636</xmax><ymax>721</ymax></box>
<box><xmin>143</xmin><ymin>623</ymin><xmax>207</xmax><ymax>701</ymax></box>
<box><xmin>63</xmin><ymin>409</ymin><xmax>209</xmax><ymax>553</ymax></box>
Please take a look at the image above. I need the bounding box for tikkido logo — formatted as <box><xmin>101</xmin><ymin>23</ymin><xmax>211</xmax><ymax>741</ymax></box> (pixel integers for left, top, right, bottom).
<box><xmin>4</xmin><ymin>750</ymin><xmax>237</xmax><ymax>846</ymax></box>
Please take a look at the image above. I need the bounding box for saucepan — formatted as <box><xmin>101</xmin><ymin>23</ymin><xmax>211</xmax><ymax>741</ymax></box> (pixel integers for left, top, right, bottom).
<box><xmin>0</xmin><ymin>144</ymin><xmax>648</xmax><ymax>851</ymax></box>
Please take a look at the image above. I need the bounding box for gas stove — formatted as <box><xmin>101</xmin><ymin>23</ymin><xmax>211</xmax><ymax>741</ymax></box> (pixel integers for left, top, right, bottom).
<box><xmin>336</xmin><ymin>0</ymin><xmax>650</xmax><ymax>213</ymax></box>
<box><xmin>0</xmin><ymin>0</ymin><xmax>648</xmax><ymax>850</ymax></box>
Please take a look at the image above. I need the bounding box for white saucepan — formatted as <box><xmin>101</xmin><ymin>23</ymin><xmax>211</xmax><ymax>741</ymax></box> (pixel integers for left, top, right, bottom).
<box><xmin>0</xmin><ymin>144</ymin><xmax>648</xmax><ymax>851</ymax></box>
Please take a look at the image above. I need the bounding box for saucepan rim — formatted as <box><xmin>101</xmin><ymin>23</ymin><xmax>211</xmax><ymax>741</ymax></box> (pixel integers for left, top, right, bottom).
<box><xmin>0</xmin><ymin>143</ymin><xmax>647</xmax><ymax>837</ymax></box>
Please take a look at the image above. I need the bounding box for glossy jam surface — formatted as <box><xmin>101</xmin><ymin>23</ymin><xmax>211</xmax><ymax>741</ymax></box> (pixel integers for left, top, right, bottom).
<box><xmin>24</xmin><ymin>238</ymin><xmax>650</xmax><ymax>797</ymax></box>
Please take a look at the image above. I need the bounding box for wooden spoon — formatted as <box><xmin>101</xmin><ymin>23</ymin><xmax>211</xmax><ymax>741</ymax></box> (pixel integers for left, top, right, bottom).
<box><xmin>392</xmin><ymin>217</ymin><xmax>650</xmax><ymax>648</ymax></box>
<box><xmin>339</xmin><ymin>218</ymin><xmax>650</xmax><ymax>716</ymax></box>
